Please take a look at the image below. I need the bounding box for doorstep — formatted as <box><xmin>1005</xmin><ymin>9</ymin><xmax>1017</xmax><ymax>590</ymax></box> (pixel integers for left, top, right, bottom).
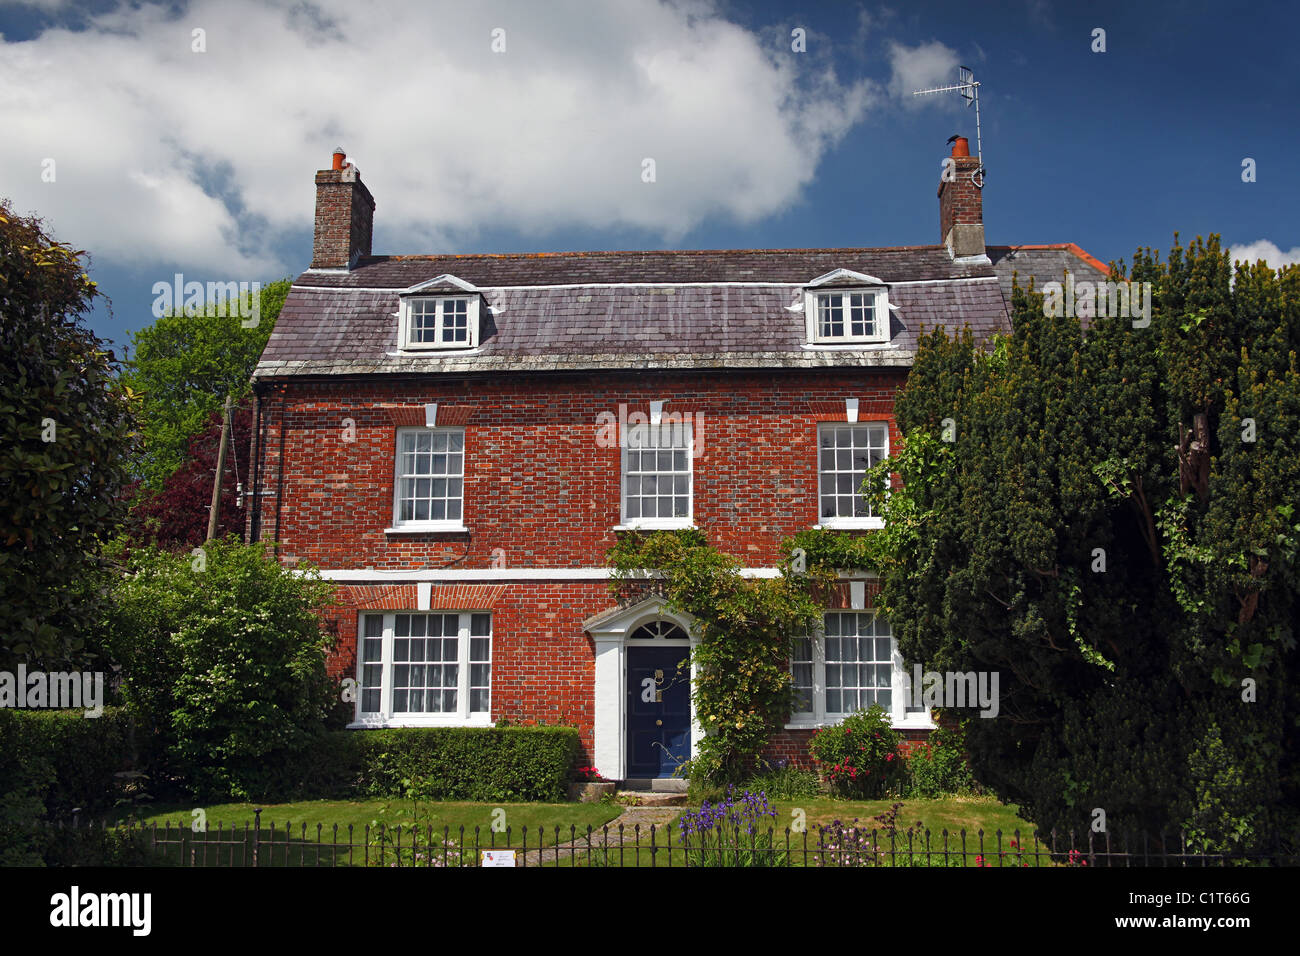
<box><xmin>615</xmin><ymin>791</ymin><xmax>688</xmax><ymax>807</ymax></box>
<box><xmin>622</xmin><ymin>777</ymin><xmax>688</xmax><ymax>793</ymax></box>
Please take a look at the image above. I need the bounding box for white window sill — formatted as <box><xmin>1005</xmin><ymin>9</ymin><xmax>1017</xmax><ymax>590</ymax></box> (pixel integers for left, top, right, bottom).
<box><xmin>387</xmin><ymin>345</ymin><xmax>485</xmax><ymax>357</ymax></box>
<box><xmin>348</xmin><ymin>715</ymin><xmax>494</xmax><ymax>729</ymax></box>
<box><xmin>816</xmin><ymin>518</ymin><xmax>885</xmax><ymax>530</ymax></box>
<box><xmin>784</xmin><ymin>716</ymin><xmax>935</xmax><ymax>732</ymax></box>
<box><xmin>385</xmin><ymin>523</ymin><xmax>469</xmax><ymax>534</ymax></box>
<box><xmin>612</xmin><ymin>521</ymin><xmax>696</xmax><ymax>532</ymax></box>
<box><xmin>802</xmin><ymin>340</ymin><xmax>894</xmax><ymax>351</ymax></box>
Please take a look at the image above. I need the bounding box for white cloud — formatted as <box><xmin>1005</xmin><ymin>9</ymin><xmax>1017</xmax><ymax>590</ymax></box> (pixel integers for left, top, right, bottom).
<box><xmin>887</xmin><ymin>40</ymin><xmax>962</xmax><ymax>106</ymax></box>
<box><xmin>1226</xmin><ymin>240</ymin><xmax>1300</xmax><ymax>270</ymax></box>
<box><xmin>0</xmin><ymin>0</ymin><xmax>879</xmax><ymax>276</ymax></box>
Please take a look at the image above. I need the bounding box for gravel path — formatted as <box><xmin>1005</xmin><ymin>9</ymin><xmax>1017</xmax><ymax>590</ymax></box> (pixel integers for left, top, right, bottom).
<box><xmin>523</xmin><ymin>806</ymin><xmax>682</xmax><ymax>867</ymax></box>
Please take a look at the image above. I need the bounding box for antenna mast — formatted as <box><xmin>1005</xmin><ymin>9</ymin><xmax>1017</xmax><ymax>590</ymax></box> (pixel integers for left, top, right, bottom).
<box><xmin>912</xmin><ymin>66</ymin><xmax>984</xmax><ymax>187</ymax></box>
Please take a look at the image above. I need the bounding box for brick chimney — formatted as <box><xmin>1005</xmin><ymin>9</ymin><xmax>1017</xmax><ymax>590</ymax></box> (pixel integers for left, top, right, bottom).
<box><xmin>937</xmin><ymin>136</ymin><xmax>984</xmax><ymax>258</ymax></box>
<box><xmin>312</xmin><ymin>148</ymin><xmax>376</xmax><ymax>269</ymax></box>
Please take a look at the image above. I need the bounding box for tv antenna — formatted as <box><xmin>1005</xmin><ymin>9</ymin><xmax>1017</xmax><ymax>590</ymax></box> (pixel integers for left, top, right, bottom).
<box><xmin>912</xmin><ymin>66</ymin><xmax>984</xmax><ymax>188</ymax></box>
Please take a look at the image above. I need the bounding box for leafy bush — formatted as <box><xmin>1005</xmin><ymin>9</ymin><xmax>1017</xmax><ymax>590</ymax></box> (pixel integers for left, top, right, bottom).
<box><xmin>746</xmin><ymin>761</ymin><xmax>822</xmax><ymax>799</ymax></box>
<box><xmin>905</xmin><ymin>724</ymin><xmax>977</xmax><ymax>797</ymax></box>
<box><xmin>0</xmin><ymin>708</ymin><xmax>140</xmax><ymax>865</ymax></box>
<box><xmin>349</xmin><ymin>726</ymin><xmax>581</xmax><ymax>802</ymax></box>
<box><xmin>808</xmin><ymin>704</ymin><xmax>903</xmax><ymax>798</ymax></box>
<box><xmin>104</xmin><ymin>538</ymin><xmax>337</xmax><ymax>800</ymax></box>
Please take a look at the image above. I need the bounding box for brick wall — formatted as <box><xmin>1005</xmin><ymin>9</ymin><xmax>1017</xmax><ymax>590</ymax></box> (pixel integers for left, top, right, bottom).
<box><xmin>312</xmin><ymin>166</ymin><xmax>375</xmax><ymax>269</ymax></box>
<box><xmin>254</xmin><ymin>365</ymin><xmax>917</xmax><ymax>770</ymax></box>
<box><xmin>252</xmin><ymin>367</ymin><xmax>906</xmax><ymax>570</ymax></box>
<box><xmin>938</xmin><ymin>153</ymin><xmax>983</xmax><ymax>239</ymax></box>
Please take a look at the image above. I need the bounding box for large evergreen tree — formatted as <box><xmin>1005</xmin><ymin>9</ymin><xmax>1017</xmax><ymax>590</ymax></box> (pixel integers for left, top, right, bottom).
<box><xmin>877</xmin><ymin>236</ymin><xmax>1299</xmax><ymax>851</ymax></box>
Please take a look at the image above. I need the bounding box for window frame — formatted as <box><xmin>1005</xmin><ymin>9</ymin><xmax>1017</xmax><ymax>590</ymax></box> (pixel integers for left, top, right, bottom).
<box><xmin>390</xmin><ymin>426</ymin><xmax>467</xmax><ymax>532</ymax></box>
<box><xmin>816</xmin><ymin>421</ymin><xmax>889</xmax><ymax>530</ymax></box>
<box><xmin>400</xmin><ymin>294</ymin><xmax>481</xmax><ymax>350</ymax></box>
<box><xmin>352</xmin><ymin>611</ymin><xmax>493</xmax><ymax>728</ymax></box>
<box><xmin>787</xmin><ymin>609</ymin><xmax>932</xmax><ymax>730</ymax></box>
<box><xmin>616</xmin><ymin>420</ymin><xmax>695</xmax><ymax>531</ymax></box>
<box><xmin>804</xmin><ymin>287</ymin><xmax>890</xmax><ymax>345</ymax></box>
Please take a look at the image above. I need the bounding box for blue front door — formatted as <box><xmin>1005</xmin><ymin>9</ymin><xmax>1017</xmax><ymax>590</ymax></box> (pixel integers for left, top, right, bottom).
<box><xmin>626</xmin><ymin>645</ymin><xmax>691</xmax><ymax>777</ymax></box>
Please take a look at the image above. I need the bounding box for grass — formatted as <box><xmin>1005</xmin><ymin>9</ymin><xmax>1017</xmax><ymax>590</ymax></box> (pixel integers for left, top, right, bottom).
<box><xmin>103</xmin><ymin>797</ymin><xmax>624</xmax><ymax>867</ymax></box>
<box><xmin>93</xmin><ymin>792</ymin><xmax>1052</xmax><ymax>867</ymax></box>
<box><xmin>549</xmin><ymin>793</ymin><xmax>1054</xmax><ymax>868</ymax></box>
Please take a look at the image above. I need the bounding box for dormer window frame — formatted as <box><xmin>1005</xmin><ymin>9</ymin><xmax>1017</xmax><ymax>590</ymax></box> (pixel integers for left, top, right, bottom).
<box><xmin>398</xmin><ymin>275</ymin><xmax>482</xmax><ymax>352</ymax></box>
<box><xmin>802</xmin><ymin>269</ymin><xmax>892</xmax><ymax>347</ymax></box>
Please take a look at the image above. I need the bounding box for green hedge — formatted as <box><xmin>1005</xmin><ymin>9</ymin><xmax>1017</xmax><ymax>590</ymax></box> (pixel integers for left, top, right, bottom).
<box><xmin>0</xmin><ymin>707</ymin><xmax>139</xmax><ymax>815</ymax></box>
<box><xmin>0</xmin><ymin>707</ymin><xmax>141</xmax><ymax>865</ymax></box>
<box><xmin>274</xmin><ymin>726</ymin><xmax>582</xmax><ymax>802</ymax></box>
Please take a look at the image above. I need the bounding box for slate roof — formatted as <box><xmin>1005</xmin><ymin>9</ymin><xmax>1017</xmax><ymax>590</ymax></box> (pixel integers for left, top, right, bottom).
<box><xmin>987</xmin><ymin>244</ymin><xmax>1111</xmax><ymax>304</ymax></box>
<box><xmin>254</xmin><ymin>246</ymin><xmax>1012</xmax><ymax>380</ymax></box>
<box><xmin>293</xmin><ymin>246</ymin><xmax>989</xmax><ymax>288</ymax></box>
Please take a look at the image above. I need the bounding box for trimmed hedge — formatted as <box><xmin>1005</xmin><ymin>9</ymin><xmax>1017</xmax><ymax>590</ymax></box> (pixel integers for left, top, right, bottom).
<box><xmin>0</xmin><ymin>707</ymin><xmax>139</xmax><ymax>816</ymax></box>
<box><xmin>274</xmin><ymin>726</ymin><xmax>583</xmax><ymax>802</ymax></box>
<box><xmin>0</xmin><ymin>708</ymin><xmax>141</xmax><ymax>865</ymax></box>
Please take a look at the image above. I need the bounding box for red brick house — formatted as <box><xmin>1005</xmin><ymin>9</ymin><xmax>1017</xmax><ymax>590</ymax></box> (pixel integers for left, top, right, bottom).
<box><xmin>246</xmin><ymin>141</ymin><xmax>1106</xmax><ymax>783</ymax></box>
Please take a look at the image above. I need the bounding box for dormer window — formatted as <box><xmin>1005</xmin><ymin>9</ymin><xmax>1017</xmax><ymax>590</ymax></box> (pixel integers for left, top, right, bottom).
<box><xmin>802</xmin><ymin>269</ymin><xmax>892</xmax><ymax>346</ymax></box>
<box><xmin>398</xmin><ymin>275</ymin><xmax>482</xmax><ymax>350</ymax></box>
<box><xmin>407</xmin><ymin>297</ymin><xmax>474</xmax><ymax>348</ymax></box>
<box><xmin>813</xmin><ymin>290</ymin><xmax>885</xmax><ymax>342</ymax></box>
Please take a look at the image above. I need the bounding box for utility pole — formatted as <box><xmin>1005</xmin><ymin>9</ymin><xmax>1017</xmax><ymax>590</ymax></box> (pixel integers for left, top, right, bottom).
<box><xmin>206</xmin><ymin>394</ymin><xmax>233</xmax><ymax>542</ymax></box>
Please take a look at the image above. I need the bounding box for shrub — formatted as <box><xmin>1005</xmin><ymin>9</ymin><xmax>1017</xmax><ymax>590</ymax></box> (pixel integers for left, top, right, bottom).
<box><xmin>808</xmin><ymin>704</ymin><xmax>903</xmax><ymax>798</ymax></box>
<box><xmin>350</xmin><ymin>726</ymin><xmax>581</xmax><ymax>802</ymax></box>
<box><xmin>0</xmin><ymin>708</ymin><xmax>139</xmax><ymax>815</ymax></box>
<box><xmin>905</xmin><ymin>724</ymin><xmax>977</xmax><ymax>797</ymax></box>
<box><xmin>0</xmin><ymin>708</ymin><xmax>140</xmax><ymax>865</ymax></box>
<box><xmin>746</xmin><ymin>760</ymin><xmax>822</xmax><ymax>799</ymax></box>
<box><xmin>104</xmin><ymin>538</ymin><xmax>337</xmax><ymax>800</ymax></box>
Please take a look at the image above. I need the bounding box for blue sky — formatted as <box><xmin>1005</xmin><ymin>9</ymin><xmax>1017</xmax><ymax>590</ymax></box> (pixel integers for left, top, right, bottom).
<box><xmin>1</xmin><ymin>0</ymin><xmax>1296</xmax><ymax>353</ymax></box>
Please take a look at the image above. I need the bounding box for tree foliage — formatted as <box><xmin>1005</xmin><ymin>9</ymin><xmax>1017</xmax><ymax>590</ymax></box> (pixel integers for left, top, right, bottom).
<box><xmin>104</xmin><ymin>539</ymin><xmax>337</xmax><ymax>800</ymax></box>
<box><xmin>122</xmin><ymin>278</ymin><xmax>287</xmax><ymax>489</ymax></box>
<box><xmin>0</xmin><ymin>199</ymin><xmax>136</xmax><ymax>669</ymax></box>
<box><xmin>878</xmin><ymin>236</ymin><xmax>1300</xmax><ymax>849</ymax></box>
<box><xmin>126</xmin><ymin>402</ymin><xmax>252</xmax><ymax>549</ymax></box>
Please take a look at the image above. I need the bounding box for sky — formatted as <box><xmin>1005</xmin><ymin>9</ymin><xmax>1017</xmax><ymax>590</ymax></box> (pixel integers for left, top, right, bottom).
<box><xmin>1</xmin><ymin>0</ymin><xmax>1297</xmax><ymax>353</ymax></box>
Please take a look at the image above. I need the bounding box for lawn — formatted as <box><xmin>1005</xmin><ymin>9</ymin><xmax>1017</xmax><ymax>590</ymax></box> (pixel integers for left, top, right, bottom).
<box><xmin>95</xmin><ymin>793</ymin><xmax>1054</xmax><ymax>867</ymax></box>
<box><xmin>549</xmin><ymin>794</ymin><xmax>1055</xmax><ymax>868</ymax></box>
<box><xmin>104</xmin><ymin>797</ymin><xmax>624</xmax><ymax>867</ymax></box>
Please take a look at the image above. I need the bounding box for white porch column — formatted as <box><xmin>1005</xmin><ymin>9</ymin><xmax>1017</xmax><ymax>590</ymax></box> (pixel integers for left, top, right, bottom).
<box><xmin>592</xmin><ymin>637</ymin><xmax>624</xmax><ymax>781</ymax></box>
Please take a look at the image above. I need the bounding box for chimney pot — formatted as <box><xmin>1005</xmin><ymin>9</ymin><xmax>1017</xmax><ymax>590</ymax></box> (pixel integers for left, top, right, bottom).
<box><xmin>950</xmin><ymin>136</ymin><xmax>970</xmax><ymax>158</ymax></box>
<box><xmin>332</xmin><ymin>148</ymin><xmax>346</xmax><ymax>171</ymax></box>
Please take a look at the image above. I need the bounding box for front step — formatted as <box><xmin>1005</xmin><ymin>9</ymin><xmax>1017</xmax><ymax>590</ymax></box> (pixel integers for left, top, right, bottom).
<box><xmin>623</xmin><ymin>777</ymin><xmax>688</xmax><ymax>793</ymax></box>
<box><xmin>615</xmin><ymin>790</ymin><xmax>688</xmax><ymax>807</ymax></box>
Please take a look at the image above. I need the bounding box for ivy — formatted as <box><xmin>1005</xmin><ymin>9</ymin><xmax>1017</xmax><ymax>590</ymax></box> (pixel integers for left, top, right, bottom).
<box><xmin>608</xmin><ymin>528</ymin><xmax>876</xmax><ymax>783</ymax></box>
